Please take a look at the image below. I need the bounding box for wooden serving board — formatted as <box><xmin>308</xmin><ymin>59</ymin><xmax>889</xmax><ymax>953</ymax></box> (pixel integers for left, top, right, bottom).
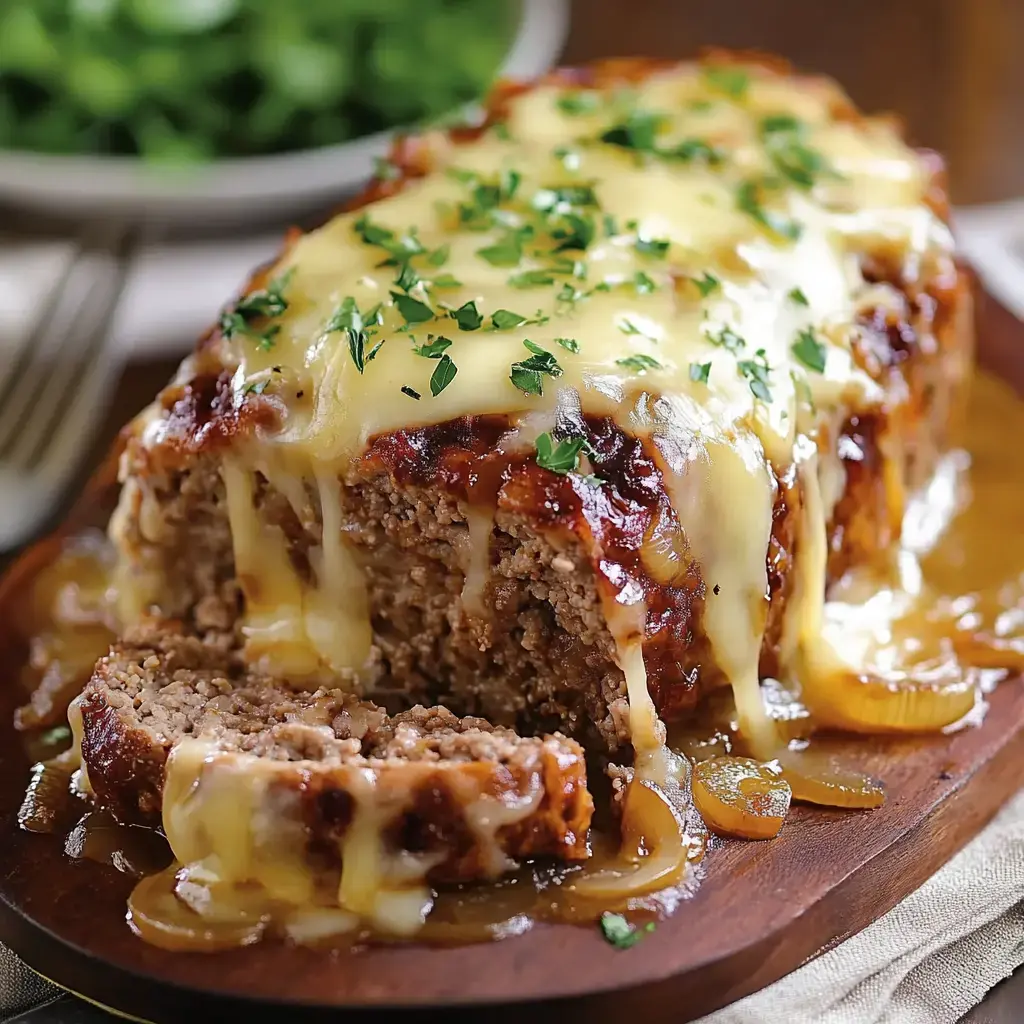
<box><xmin>0</xmin><ymin>290</ymin><xmax>1022</xmax><ymax>1024</ymax></box>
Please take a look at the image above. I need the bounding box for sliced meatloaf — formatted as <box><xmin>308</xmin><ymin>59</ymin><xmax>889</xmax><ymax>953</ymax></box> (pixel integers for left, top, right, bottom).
<box><xmin>106</xmin><ymin>52</ymin><xmax>972</xmax><ymax>761</ymax></box>
<box><xmin>74</xmin><ymin>628</ymin><xmax>592</xmax><ymax>882</ymax></box>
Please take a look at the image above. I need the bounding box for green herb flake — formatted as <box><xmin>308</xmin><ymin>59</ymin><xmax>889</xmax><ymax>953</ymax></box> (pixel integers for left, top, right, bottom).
<box><xmin>509</xmin><ymin>269</ymin><xmax>556</xmax><ymax>289</ymax></box>
<box><xmin>427</xmin><ymin>244</ymin><xmax>450</xmax><ymax>267</ymax></box>
<box><xmin>373</xmin><ymin>156</ymin><xmax>401</xmax><ymax>182</ymax></box>
<box><xmin>413</xmin><ymin>336</ymin><xmax>453</xmax><ymax>359</ymax></box>
<box><xmin>325</xmin><ymin>296</ymin><xmax>384</xmax><ymax>374</ymax></box>
<box><xmin>429</xmin><ymin>354</ymin><xmax>458</xmax><ymax>396</ymax></box>
<box><xmin>557</xmin><ymin>90</ymin><xmax>602</xmax><ymax>116</ymax></box>
<box><xmin>603</xmin><ymin>213</ymin><xmax>619</xmax><ymax>237</ymax></box>
<box><xmin>491</xmin><ymin>309</ymin><xmax>529</xmax><ymax>330</ymax></box>
<box><xmin>450</xmin><ymin>300</ymin><xmax>484</xmax><ymax>331</ymax></box>
<box><xmin>616</xmin><ymin>353</ymin><xmax>663</xmax><ymax>373</ymax></box>
<box><xmin>501</xmin><ymin>168</ymin><xmax>522</xmax><ymax>201</ymax></box>
<box><xmin>787</xmin><ymin>286</ymin><xmax>809</xmax><ymax>306</ymax></box>
<box><xmin>550</xmin><ymin>211</ymin><xmax>596</xmax><ymax>252</ymax></box>
<box><xmin>535</xmin><ymin>431</ymin><xmax>592</xmax><ymax>475</ymax></box>
<box><xmin>693</xmin><ymin>271</ymin><xmax>720</xmax><ymax>297</ymax></box>
<box><xmin>662</xmin><ymin>137</ymin><xmax>725</xmax><ymax>165</ymax></box>
<box><xmin>477</xmin><ymin>231</ymin><xmax>524</xmax><ymax>267</ymax></box>
<box><xmin>394</xmin><ymin>263</ymin><xmax>420</xmax><ymax>293</ymax></box>
<box><xmin>761</xmin><ymin>114</ymin><xmax>802</xmax><ymax>135</ymax></box>
<box><xmin>633</xmin><ymin>271</ymin><xmax>658</xmax><ymax>295</ymax></box>
<box><xmin>219</xmin><ymin>267</ymin><xmax>295</xmax><ymax>350</ymax></box>
<box><xmin>600</xmin><ymin>912</ymin><xmax>656</xmax><ymax>950</ymax></box>
<box><xmin>509</xmin><ymin>340</ymin><xmax>563</xmax><ymax>396</ymax></box>
<box><xmin>244</xmin><ymin>379</ymin><xmax>269</xmax><ymax>396</ymax></box>
<box><xmin>600</xmin><ymin>110</ymin><xmax>666</xmax><ymax>153</ymax></box>
<box><xmin>704</xmin><ymin>324</ymin><xmax>746</xmax><ymax>353</ymax></box>
<box><xmin>400</xmin><ymin>385</ymin><xmax>421</xmax><ymax>400</ymax></box>
<box><xmin>430</xmin><ymin>273</ymin><xmax>463</xmax><ymax>290</ymax></box>
<box><xmin>689</xmin><ymin>361</ymin><xmax>712</xmax><ymax>384</ymax></box>
<box><xmin>555</xmin><ymin>337</ymin><xmax>580</xmax><ymax>353</ymax></box>
<box><xmin>703</xmin><ymin>65</ymin><xmax>750</xmax><ymax>100</ymax></box>
<box><xmin>390</xmin><ymin>291</ymin><xmax>434</xmax><ymax>325</ymax></box>
<box><xmin>736</xmin><ymin>180</ymin><xmax>803</xmax><ymax>241</ymax></box>
<box><xmin>791</xmin><ymin>327</ymin><xmax>827</xmax><ymax>373</ymax></box>
<box><xmin>634</xmin><ymin>233</ymin><xmax>671</xmax><ymax>258</ymax></box>
<box><xmin>738</xmin><ymin>349</ymin><xmax>774</xmax><ymax>402</ymax></box>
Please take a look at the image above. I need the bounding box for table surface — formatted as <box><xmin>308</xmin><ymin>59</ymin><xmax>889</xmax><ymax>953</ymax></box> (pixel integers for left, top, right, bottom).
<box><xmin>4</xmin><ymin>0</ymin><xmax>1024</xmax><ymax>1019</ymax></box>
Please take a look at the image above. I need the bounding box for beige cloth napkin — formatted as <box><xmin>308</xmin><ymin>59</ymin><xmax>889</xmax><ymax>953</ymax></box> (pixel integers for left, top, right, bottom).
<box><xmin>1</xmin><ymin>788</ymin><xmax>1022</xmax><ymax>1021</ymax></box>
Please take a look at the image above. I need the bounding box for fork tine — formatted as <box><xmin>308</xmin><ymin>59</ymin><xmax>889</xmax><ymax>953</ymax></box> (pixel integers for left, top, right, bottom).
<box><xmin>0</xmin><ymin>222</ymin><xmax>135</xmax><ymax>462</ymax></box>
<box><xmin>6</xmin><ymin>223</ymin><xmax>138</xmax><ymax>470</ymax></box>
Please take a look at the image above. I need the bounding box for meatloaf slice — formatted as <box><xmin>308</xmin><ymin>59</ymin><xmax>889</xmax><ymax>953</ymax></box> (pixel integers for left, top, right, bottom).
<box><xmin>74</xmin><ymin>627</ymin><xmax>593</xmax><ymax>884</ymax></box>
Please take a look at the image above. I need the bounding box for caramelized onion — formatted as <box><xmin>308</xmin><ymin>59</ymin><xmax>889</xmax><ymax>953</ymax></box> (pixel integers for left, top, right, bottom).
<box><xmin>692</xmin><ymin>757</ymin><xmax>791</xmax><ymax>840</ymax></box>
<box><xmin>778</xmin><ymin>749</ymin><xmax>885</xmax><ymax>809</ymax></box>
<box><xmin>17</xmin><ymin>760</ymin><xmax>73</xmax><ymax>834</ymax></box>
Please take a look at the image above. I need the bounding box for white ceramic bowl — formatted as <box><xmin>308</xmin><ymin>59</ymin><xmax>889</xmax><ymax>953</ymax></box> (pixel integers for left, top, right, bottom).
<box><xmin>0</xmin><ymin>0</ymin><xmax>570</xmax><ymax>224</ymax></box>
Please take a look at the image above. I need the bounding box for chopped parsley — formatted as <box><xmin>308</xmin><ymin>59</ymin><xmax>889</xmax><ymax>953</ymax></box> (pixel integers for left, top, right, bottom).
<box><xmin>787</xmin><ymin>286</ymin><xmax>809</xmax><ymax>306</ymax></box>
<box><xmin>738</xmin><ymin>348</ymin><xmax>773</xmax><ymax>402</ymax></box>
<box><xmin>761</xmin><ymin>114</ymin><xmax>802</xmax><ymax>135</ymax></box>
<box><xmin>354</xmin><ymin>215</ymin><xmax>425</xmax><ymax>264</ymax></box>
<box><xmin>427</xmin><ymin>244</ymin><xmax>450</xmax><ymax>266</ymax></box>
<box><xmin>429</xmin><ymin>354</ymin><xmax>458</xmax><ymax>396</ymax></box>
<box><xmin>661</xmin><ymin>137</ymin><xmax>725</xmax><ymax>165</ymax></box>
<box><xmin>509</xmin><ymin>269</ymin><xmax>556</xmax><ymax>288</ymax></box>
<box><xmin>325</xmin><ymin>296</ymin><xmax>384</xmax><ymax>373</ymax></box>
<box><xmin>509</xmin><ymin>340</ymin><xmax>563</xmax><ymax>396</ymax></box>
<box><xmin>491</xmin><ymin>308</ymin><xmax>532</xmax><ymax>330</ymax></box>
<box><xmin>692</xmin><ymin>271</ymin><xmax>720</xmax><ymax>297</ymax></box>
<box><xmin>535</xmin><ymin>431</ymin><xmax>592</xmax><ymax>475</ymax></box>
<box><xmin>633</xmin><ymin>270</ymin><xmax>658</xmax><ymax>295</ymax></box>
<box><xmin>633</xmin><ymin>232</ymin><xmax>670</xmax><ymax>258</ymax></box>
<box><xmin>603</xmin><ymin>213</ymin><xmax>619</xmax><ymax>237</ymax></box>
<box><xmin>477</xmin><ymin>231</ymin><xmax>525</xmax><ymax>267</ymax></box>
<box><xmin>557</xmin><ymin>90</ymin><xmax>602</xmax><ymax>116</ymax></box>
<box><xmin>550</xmin><ymin>211</ymin><xmax>596</xmax><ymax>252</ymax></box>
<box><xmin>430</xmin><ymin>273</ymin><xmax>462</xmax><ymax>290</ymax></box>
<box><xmin>373</xmin><ymin>156</ymin><xmax>401</xmax><ymax>182</ymax></box>
<box><xmin>736</xmin><ymin>180</ymin><xmax>803</xmax><ymax>241</ymax></box>
<box><xmin>401</xmin><ymin>385</ymin><xmax>421</xmax><ymax>400</ymax></box>
<box><xmin>243</xmin><ymin>379</ymin><xmax>269</xmax><ymax>396</ymax></box>
<box><xmin>792</xmin><ymin>327</ymin><xmax>827</xmax><ymax>373</ymax></box>
<box><xmin>616</xmin><ymin>353</ymin><xmax>663</xmax><ymax>373</ymax></box>
<box><xmin>759</xmin><ymin>115</ymin><xmax>835</xmax><ymax>190</ymax></box>
<box><xmin>394</xmin><ymin>262</ymin><xmax>420</xmax><ymax>292</ymax></box>
<box><xmin>555</xmin><ymin>337</ymin><xmax>580</xmax><ymax>353</ymax></box>
<box><xmin>704</xmin><ymin>324</ymin><xmax>746</xmax><ymax>353</ymax></box>
<box><xmin>219</xmin><ymin>267</ymin><xmax>294</xmax><ymax>350</ymax></box>
<box><xmin>413</xmin><ymin>336</ymin><xmax>452</xmax><ymax>359</ymax></box>
<box><xmin>390</xmin><ymin>291</ymin><xmax>434</xmax><ymax>326</ymax></box>
<box><xmin>600</xmin><ymin>912</ymin><xmax>656</xmax><ymax>950</ymax></box>
<box><xmin>689</xmin><ymin>361</ymin><xmax>712</xmax><ymax>384</ymax></box>
<box><xmin>600</xmin><ymin>109</ymin><xmax>666</xmax><ymax>153</ymax></box>
<box><xmin>532</xmin><ymin>184</ymin><xmax>601</xmax><ymax>211</ymax></box>
<box><xmin>450</xmin><ymin>300</ymin><xmax>483</xmax><ymax>331</ymax></box>
<box><xmin>703</xmin><ymin>65</ymin><xmax>750</xmax><ymax>100</ymax></box>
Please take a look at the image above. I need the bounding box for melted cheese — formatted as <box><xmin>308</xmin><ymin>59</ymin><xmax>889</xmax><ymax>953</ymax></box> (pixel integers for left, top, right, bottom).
<box><xmin>132</xmin><ymin>61</ymin><xmax>954</xmax><ymax>760</ymax></box>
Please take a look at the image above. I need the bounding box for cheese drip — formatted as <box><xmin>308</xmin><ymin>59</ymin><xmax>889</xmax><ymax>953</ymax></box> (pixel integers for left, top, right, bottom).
<box><xmin>126</xmin><ymin>62</ymin><xmax>955</xmax><ymax>771</ymax></box>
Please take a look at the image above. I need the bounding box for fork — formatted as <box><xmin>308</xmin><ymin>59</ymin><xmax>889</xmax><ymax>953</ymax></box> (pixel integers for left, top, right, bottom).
<box><xmin>0</xmin><ymin>222</ymin><xmax>138</xmax><ymax>551</ymax></box>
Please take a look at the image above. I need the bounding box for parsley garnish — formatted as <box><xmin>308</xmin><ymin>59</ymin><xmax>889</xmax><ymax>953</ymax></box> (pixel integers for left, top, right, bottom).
<box><xmin>692</xmin><ymin>271</ymin><xmax>720</xmax><ymax>297</ymax></box>
<box><xmin>616</xmin><ymin>353</ymin><xmax>663</xmax><ymax>373</ymax></box>
<box><xmin>390</xmin><ymin>291</ymin><xmax>434</xmax><ymax>325</ymax></box>
<box><xmin>354</xmin><ymin>215</ymin><xmax>425</xmax><ymax>263</ymax></box>
<box><xmin>633</xmin><ymin>271</ymin><xmax>657</xmax><ymax>295</ymax></box>
<box><xmin>600</xmin><ymin>912</ymin><xmax>656</xmax><ymax>950</ymax></box>
<box><xmin>661</xmin><ymin>137</ymin><xmax>725</xmax><ymax>165</ymax></box>
<box><xmin>705</xmin><ymin>324</ymin><xmax>746</xmax><ymax>353</ymax></box>
<box><xmin>413</xmin><ymin>336</ymin><xmax>452</xmax><ymax>359</ymax></box>
<box><xmin>761</xmin><ymin>114</ymin><xmax>802</xmax><ymax>134</ymax></box>
<box><xmin>401</xmin><ymin>385</ymin><xmax>421</xmax><ymax>400</ymax></box>
<box><xmin>737</xmin><ymin>348</ymin><xmax>773</xmax><ymax>402</ymax></box>
<box><xmin>427</xmin><ymin>244</ymin><xmax>450</xmax><ymax>267</ymax></box>
<box><xmin>603</xmin><ymin>213</ymin><xmax>619</xmax><ymax>237</ymax></box>
<box><xmin>509</xmin><ymin>340</ymin><xmax>563</xmax><ymax>396</ymax></box>
<box><xmin>600</xmin><ymin>110</ymin><xmax>666</xmax><ymax>153</ymax></box>
<box><xmin>429</xmin><ymin>354</ymin><xmax>458</xmax><ymax>396</ymax></box>
<box><xmin>491</xmin><ymin>309</ymin><xmax>530</xmax><ymax>330</ymax></box>
<box><xmin>787</xmin><ymin>286</ymin><xmax>809</xmax><ymax>306</ymax></box>
<box><xmin>689</xmin><ymin>361</ymin><xmax>712</xmax><ymax>384</ymax></box>
<box><xmin>557</xmin><ymin>90</ymin><xmax>602</xmax><ymax>116</ymax></box>
<box><xmin>634</xmin><ymin>232</ymin><xmax>670</xmax><ymax>258</ymax></box>
<box><xmin>555</xmin><ymin>337</ymin><xmax>580</xmax><ymax>353</ymax></box>
<box><xmin>373</xmin><ymin>156</ymin><xmax>401</xmax><ymax>181</ymax></box>
<box><xmin>703</xmin><ymin>65</ymin><xmax>750</xmax><ymax>100</ymax></box>
<box><xmin>736</xmin><ymin>180</ymin><xmax>803</xmax><ymax>241</ymax></box>
<box><xmin>533</xmin><ymin>185</ymin><xmax>600</xmax><ymax>211</ymax></box>
<box><xmin>325</xmin><ymin>296</ymin><xmax>384</xmax><ymax>373</ymax></box>
<box><xmin>550</xmin><ymin>211</ymin><xmax>596</xmax><ymax>252</ymax></box>
<box><xmin>430</xmin><ymin>273</ymin><xmax>462</xmax><ymax>290</ymax></box>
<box><xmin>450</xmin><ymin>300</ymin><xmax>483</xmax><ymax>331</ymax></box>
<box><xmin>243</xmin><ymin>379</ymin><xmax>269</xmax><ymax>396</ymax></box>
<box><xmin>535</xmin><ymin>431</ymin><xmax>592</xmax><ymax>475</ymax></box>
<box><xmin>509</xmin><ymin>269</ymin><xmax>556</xmax><ymax>288</ymax></box>
<box><xmin>759</xmin><ymin>115</ymin><xmax>834</xmax><ymax>190</ymax></box>
<box><xmin>394</xmin><ymin>262</ymin><xmax>419</xmax><ymax>292</ymax></box>
<box><xmin>219</xmin><ymin>267</ymin><xmax>294</xmax><ymax>350</ymax></box>
<box><xmin>477</xmin><ymin>231</ymin><xmax>525</xmax><ymax>267</ymax></box>
<box><xmin>792</xmin><ymin>328</ymin><xmax>826</xmax><ymax>372</ymax></box>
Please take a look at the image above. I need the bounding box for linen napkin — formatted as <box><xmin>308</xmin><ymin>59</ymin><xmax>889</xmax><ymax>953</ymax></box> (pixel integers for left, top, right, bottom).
<box><xmin>1</xmin><ymin>788</ymin><xmax>1022</xmax><ymax>1022</ymax></box>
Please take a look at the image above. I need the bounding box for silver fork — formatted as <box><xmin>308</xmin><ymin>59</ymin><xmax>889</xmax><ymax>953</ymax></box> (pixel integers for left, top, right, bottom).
<box><xmin>0</xmin><ymin>222</ymin><xmax>138</xmax><ymax>551</ymax></box>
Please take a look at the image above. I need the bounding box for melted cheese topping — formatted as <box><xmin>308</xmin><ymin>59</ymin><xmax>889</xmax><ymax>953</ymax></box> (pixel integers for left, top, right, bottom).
<box><xmin>131</xmin><ymin>61</ymin><xmax>954</xmax><ymax>757</ymax></box>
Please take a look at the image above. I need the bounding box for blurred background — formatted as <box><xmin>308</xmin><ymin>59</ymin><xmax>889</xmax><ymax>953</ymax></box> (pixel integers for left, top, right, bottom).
<box><xmin>1</xmin><ymin>0</ymin><xmax>1024</xmax><ymax>547</ymax></box>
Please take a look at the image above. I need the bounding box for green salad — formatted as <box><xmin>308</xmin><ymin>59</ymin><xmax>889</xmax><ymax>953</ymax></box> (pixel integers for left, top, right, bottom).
<box><xmin>0</xmin><ymin>0</ymin><xmax>517</xmax><ymax>161</ymax></box>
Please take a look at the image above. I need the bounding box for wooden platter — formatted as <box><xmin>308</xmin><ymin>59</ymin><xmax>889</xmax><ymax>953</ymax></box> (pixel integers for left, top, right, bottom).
<box><xmin>0</xmin><ymin>290</ymin><xmax>1022</xmax><ymax>1024</ymax></box>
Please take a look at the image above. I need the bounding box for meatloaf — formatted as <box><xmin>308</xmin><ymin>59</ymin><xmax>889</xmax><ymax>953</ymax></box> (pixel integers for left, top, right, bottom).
<box><xmin>74</xmin><ymin>627</ymin><xmax>592</xmax><ymax>889</ymax></box>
